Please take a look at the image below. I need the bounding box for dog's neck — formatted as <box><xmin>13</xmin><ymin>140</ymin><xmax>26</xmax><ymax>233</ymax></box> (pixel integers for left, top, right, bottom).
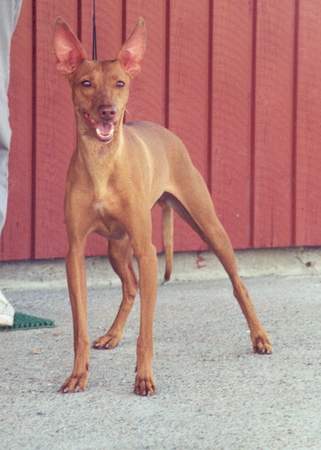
<box><xmin>74</xmin><ymin>113</ymin><xmax>126</xmax><ymax>196</ymax></box>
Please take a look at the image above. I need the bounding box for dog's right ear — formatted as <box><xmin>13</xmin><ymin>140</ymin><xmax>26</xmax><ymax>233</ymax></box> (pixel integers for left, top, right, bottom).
<box><xmin>53</xmin><ymin>18</ymin><xmax>87</xmax><ymax>75</ymax></box>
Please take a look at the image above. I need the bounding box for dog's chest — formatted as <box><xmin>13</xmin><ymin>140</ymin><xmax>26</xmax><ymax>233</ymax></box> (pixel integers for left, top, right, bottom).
<box><xmin>94</xmin><ymin>206</ymin><xmax>126</xmax><ymax>240</ymax></box>
<box><xmin>92</xmin><ymin>193</ymin><xmax>127</xmax><ymax>240</ymax></box>
<box><xmin>93</xmin><ymin>199</ymin><xmax>108</xmax><ymax>215</ymax></box>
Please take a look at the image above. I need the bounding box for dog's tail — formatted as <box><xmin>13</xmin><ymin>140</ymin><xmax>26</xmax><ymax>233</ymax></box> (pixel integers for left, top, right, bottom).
<box><xmin>162</xmin><ymin>203</ymin><xmax>174</xmax><ymax>282</ymax></box>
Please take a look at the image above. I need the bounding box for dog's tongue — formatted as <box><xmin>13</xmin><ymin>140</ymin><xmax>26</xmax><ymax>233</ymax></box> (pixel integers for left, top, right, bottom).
<box><xmin>96</xmin><ymin>122</ymin><xmax>114</xmax><ymax>142</ymax></box>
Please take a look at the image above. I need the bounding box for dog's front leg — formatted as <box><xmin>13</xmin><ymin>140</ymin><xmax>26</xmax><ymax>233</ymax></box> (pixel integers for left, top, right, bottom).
<box><xmin>135</xmin><ymin>244</ymin><xmax>158</xmax><ymax>396</ymax></box>
<box><xmin>60</xmin><ymin>242</ymin><xmax>89</xmax><ymax>393</ymax></box>
<box><xmin>130</xmin><ymin>218</ymin><xmax>158</xmax><ymax>396</ymax></box>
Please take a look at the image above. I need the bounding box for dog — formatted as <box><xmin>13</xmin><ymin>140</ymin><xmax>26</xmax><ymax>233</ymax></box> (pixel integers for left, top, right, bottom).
<box><xmin>53</xmin><ymin>17</ymin><xmax>272</xmax><ymax>396</ymax></box>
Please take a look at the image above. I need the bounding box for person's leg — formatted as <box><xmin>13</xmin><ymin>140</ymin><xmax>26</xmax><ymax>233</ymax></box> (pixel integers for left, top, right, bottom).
<box><xmin>0</xmin><ymin>0</ymin><xmax>23</xmax><ymax>231</ymax></box>
<box><xmin>0</xmin><ymin>0</ymin><xmax>23</xmax><ymax>326</ymax></box>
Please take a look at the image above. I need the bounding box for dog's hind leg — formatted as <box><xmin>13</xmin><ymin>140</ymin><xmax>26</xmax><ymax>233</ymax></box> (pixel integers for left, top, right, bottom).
<box><xmin>93</xmin><ymin>235</ymin><xmax>138</xmax><ymax>350</ymax></box>
<box><xmin>166</xmin><ymin>167</ymin><xmax>272</xmax><ymax>354</ymax></box>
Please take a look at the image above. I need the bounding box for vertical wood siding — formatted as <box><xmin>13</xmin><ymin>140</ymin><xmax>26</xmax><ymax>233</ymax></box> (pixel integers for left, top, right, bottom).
<box><xmin>1</xmin><ymin>0</ymin><xmax>321</xmax><ymax>261</ymax></box>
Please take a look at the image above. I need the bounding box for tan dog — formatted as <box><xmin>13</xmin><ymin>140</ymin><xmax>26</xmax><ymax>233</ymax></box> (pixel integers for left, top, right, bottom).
<box><xmin>53</xmin><ymin>17</ymin><xmax>272</xmax><ymax>396</ymax></box>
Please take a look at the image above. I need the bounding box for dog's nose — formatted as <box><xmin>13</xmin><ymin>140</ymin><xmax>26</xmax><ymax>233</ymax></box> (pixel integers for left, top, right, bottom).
<box><xmin>98</xmin><ymin>104</ymin><xmax>117</xmax><ymax>121</ymax></box>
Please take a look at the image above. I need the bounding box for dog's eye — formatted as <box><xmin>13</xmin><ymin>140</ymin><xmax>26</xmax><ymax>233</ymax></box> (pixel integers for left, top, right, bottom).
<box><xmin>116</xmin><ymin>80</ymin><xmax>125</xmax><ymax>88</ymax></box>
<box><xmin>81</xmin><ymin>80</ymin><xmax>92</xmax><ymax>87</ymax></box>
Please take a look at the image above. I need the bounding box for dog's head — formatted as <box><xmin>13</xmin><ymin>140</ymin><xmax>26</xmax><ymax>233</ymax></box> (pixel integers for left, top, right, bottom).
<box><xmin>53</xmin><ymin>17</ymin><xmax>146</xmax><ymax>143</ymax></box>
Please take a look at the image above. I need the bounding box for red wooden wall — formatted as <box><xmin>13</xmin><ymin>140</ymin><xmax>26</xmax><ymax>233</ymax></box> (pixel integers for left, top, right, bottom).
<box><xmin>1</xmin><ymin>0</ymin><xmax>321</xmax><ymax>261</ymax></box>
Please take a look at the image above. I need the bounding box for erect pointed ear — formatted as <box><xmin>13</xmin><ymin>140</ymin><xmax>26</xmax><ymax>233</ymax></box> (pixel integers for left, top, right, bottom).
<box><xmin>117</xmin><ymin>17</ymin><xmax>146</xmax><ymax>77</ymax></box>
<box><xmin>53</xmin><ymin>17</ymin><xmax>88</xmax><ymax>75</ymax></box>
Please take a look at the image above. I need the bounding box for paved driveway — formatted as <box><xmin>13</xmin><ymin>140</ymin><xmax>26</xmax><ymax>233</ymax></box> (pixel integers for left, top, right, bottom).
<box><xmin>1</xmin><ymin>275</ymin><xmax>321</xmax><ymax>449</ymax></box>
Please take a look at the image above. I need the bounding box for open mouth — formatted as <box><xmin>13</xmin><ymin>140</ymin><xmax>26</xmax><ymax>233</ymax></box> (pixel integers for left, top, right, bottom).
<box><xmin>95</xmin><ymin>122</ymin><xmax>114</xmax><ymax>142</ymax></box>
<box><xmin>82</xmin><ymin>112</ymin><xmax>115</xmax><ymax>143</ymax></box>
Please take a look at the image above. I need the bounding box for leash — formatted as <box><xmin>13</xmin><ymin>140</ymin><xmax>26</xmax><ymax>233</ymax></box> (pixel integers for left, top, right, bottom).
<box><xmin>92</xmin><ymin>0</ymin><xmax>97</xmax><ymax>60</ymax></box>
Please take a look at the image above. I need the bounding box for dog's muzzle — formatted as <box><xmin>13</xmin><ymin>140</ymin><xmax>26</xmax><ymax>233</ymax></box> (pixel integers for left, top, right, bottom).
<box><xmin>83</xmin><ymin>111</ymin><xmax>115</xmax><ymax>143</ymax></box>
<box><xmin>95</xmin><ymin>122</ymin><xmax>115</xmax><ymax>142</ymax></box>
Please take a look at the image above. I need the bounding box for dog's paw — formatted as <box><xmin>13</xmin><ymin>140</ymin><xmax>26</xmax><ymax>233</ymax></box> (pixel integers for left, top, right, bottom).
<box><xmin>134</xmin><ymin>371</ymin><xmax>156</xmax><ymax>396</ymax></box>
<box><xmin>92</xmin><ymin>332</ymin><xmax>122</xmax><ymax>350</ymax></box>
<box><xmin>251</xmin><ymin>330</ymin><xmax>272</xmax><ymax>354</ymax></box>
<box><xmin>59</xmin><ymin>371</ymin><xmax>88</xmax><ymax>394</ymax></box>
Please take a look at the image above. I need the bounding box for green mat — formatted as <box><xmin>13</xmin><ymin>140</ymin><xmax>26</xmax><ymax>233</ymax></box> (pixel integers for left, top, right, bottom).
<box><xmin>0</xmin><ymin>312</ymin><xmax>55</xmax><ymax>331</ymax></box>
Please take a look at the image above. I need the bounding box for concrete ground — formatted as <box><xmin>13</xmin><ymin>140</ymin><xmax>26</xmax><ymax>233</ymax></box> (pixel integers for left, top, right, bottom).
<box><xmin>1</xmin><ymin>250</ymin><xmax>321</xmax><ymax>449</ymax></box>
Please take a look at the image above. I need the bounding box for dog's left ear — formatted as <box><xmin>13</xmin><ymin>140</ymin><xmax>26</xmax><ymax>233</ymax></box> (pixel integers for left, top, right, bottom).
<box><xmin>118</xmin><ymin>17</ymin><xmax>146</xmax><ymax>77</ymax></box>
